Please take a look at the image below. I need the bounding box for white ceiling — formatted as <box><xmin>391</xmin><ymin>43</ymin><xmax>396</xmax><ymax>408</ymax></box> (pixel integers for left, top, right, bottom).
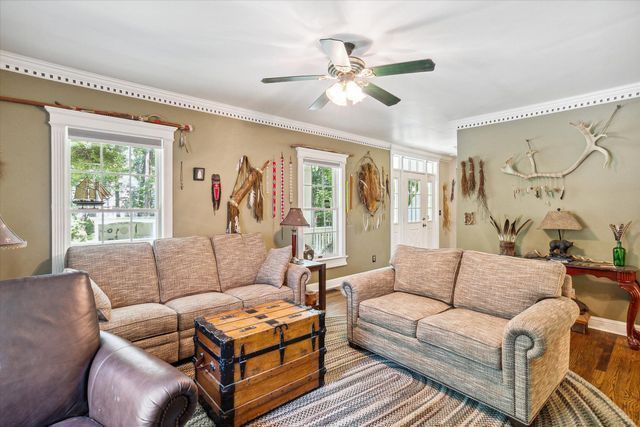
<box><xmin>1</xmin><ymin>1</ymin><xmax>639</xmax><ymax>154</ymax></box>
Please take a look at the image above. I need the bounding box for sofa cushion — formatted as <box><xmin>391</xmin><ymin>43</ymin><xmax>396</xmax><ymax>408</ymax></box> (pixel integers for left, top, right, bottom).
<box><xmin>154</xmin><ymin>236</ymin><xmax>221</xmax><ymax>302</ymax></box>
<box><xmin>391</xmin><ymin>245</ymin><xmax>462</xmax><ymax>304</ymax></box>
<box><xmin>224</xmin><ymin>284</ymin><xmax>294</xmax><ymax>307</ymax></box>
<box><xmin>66</xmin><ymin>242</ymin><xmax>160</xmax><ymax>308</ymax></box>
<box><xmin>99</xmin><ymin>303</ymin><xmax>177</xmax><ymax>342</ymax></box>
<box><xmin>453</xmin><ymin>251</ymin><xmax>565</xmax><ymax>319</ymax></box>
<box><xmin>64</xmin><ymin>268</ymin><xmax>111</xmax><ymax>321</ymax></box>
<box><xmin>212</xmin><ymin>233</ymin><xmax>267</xmax><ymax>291</ymax></box>
<box><xmin>165</xmin><ymin>292</ymin><xmax>242</xmax><ymax>331</ymax></box>
<box><xmin>255</xmin><ymin>246</ymin><xmax>292</xmax><ymax>288</ymax></box>
<box><xmin>358</xmin><ymin>292</ymin><xmax>450</xmax><ymax>337</ymax></box>
<box><xmin>416</xmin><ymin>308</ymin><xmax>508</xmax><ymax>369</ymax></box>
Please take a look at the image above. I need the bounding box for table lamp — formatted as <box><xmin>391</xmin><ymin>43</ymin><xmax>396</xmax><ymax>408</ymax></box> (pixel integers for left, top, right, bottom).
<box><xmin>0</xmin><ymin>214</ymin><xmax>27</xmax><ymax>249</ymax></box>
<box><xmin>280</xmin><ymin>208</ymin><xmax>309</xmax><ymax>261</ymax></box>
<box><xmin>539</xmin><ymin>208</ymin><xmax>581</xmax><ymax>260</ymax></box>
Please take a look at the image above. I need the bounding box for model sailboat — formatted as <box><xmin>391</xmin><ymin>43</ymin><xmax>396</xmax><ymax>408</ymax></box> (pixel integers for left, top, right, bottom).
<box><xmin>72</xmin><ymin>178</ymin><xmax>111</xmax><ymax>207</ymax></box>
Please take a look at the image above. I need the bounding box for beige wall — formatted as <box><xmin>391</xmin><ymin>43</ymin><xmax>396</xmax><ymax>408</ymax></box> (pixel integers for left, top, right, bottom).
<box><xmin>0</xmin><ymin>70</ymin><xmax>390</xmax><ymax>282</ymax></box>
<box><xmin>456</xmin><ymin>98</ymin><xmax>640</xmax><ymax>324</ymax></box>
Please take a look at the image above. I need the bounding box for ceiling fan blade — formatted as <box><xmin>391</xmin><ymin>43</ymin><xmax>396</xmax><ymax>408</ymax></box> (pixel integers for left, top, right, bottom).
<box><xmin>261</xmin><ymin>75</ymin><xmax>326</xmax><ymax>83</ymax></box>
<box><xmin>319</xmin><ymin>38</ymin><xmax>351</xmax><ymax>70</ymax></box>
<box><xmin>308</xmin><ymin>92</ymin><xmax>330</xmax><ymax>111</ymax></box>
<box><xmin>362</xmin><ymin>83</ymin><xmax>401</xmax><ymax>106</ymax></box>
<box><xmin>369</xmin><ymin>59</ymin><xmax>435</xmax><ymax>77</ymax></box>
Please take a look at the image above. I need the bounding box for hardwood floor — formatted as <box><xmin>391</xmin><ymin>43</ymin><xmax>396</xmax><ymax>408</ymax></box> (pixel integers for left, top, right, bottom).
<box><xmin>324</xmin><ymin>289</ymin><xmax>640</xmax><ymax>424</ymax></box>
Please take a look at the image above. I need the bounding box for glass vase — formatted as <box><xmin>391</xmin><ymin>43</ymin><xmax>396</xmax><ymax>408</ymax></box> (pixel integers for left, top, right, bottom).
<box><xmin>612</xmin><ymin>241</ymin><xmax>626</xmax><ymax>267</ymax></box>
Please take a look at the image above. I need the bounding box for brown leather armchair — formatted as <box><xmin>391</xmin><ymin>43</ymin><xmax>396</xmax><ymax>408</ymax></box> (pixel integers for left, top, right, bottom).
<box><xmin>0</xmin><ymin>271</ymin><xmax>198</xmax><ymax>427</ymax></box>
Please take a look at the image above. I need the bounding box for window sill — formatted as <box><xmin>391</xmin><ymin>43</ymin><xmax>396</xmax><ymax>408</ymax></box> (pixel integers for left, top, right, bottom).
<box><xmin>314</xmin><ymin>255</ymin><xmax>348</xmax><ymax>269</ymax></box>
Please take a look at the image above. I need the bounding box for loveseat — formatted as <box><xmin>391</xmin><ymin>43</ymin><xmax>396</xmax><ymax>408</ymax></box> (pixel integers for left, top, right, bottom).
<box><xmin>342</xmin><ymin>246</ymin><xmax>579</xmax><ymax>425</ymax></box>
<box><xmin>65</xmin><ymin>233</ymin><xmax>310</xmax><ymax>363</ymax></box>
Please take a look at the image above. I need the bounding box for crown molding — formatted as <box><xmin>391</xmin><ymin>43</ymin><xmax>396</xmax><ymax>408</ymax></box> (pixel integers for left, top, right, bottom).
<box><xmin>0</xmin><ymin>50</ymin><xmax>391</xmax><ymax>150</ymax></box>
<box><xmin>454</xmin><ymin>82</ymin><xmax>640</xmax><ymax>130</ymax></box>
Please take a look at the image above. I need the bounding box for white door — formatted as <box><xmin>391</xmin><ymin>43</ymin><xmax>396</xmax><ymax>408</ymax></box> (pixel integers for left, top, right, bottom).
<box><xmin>400</xmin><ymin>172</ymin><xmax>431</xmax><ymax>248</ymax></box>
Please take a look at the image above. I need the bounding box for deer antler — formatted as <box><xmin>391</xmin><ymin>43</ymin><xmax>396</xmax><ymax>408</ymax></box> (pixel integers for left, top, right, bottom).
<box><xmin>501</xmin><ymin>106</ymin><xmax>620</xmax><ymax>180</ymax></box>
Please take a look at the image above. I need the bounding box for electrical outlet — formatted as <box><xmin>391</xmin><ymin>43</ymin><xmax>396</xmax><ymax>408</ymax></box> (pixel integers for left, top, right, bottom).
<box><xmin>372</xmin><ymin>255</ymin><xmax>376</xmax><ymax>263</ymax></box>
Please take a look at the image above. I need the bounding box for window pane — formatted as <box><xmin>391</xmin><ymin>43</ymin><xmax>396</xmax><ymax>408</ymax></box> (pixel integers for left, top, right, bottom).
<box><xmin>130</xmin><ymin>175</ymin><xmax>157</xmax><ymax>209</ymax></box>
<box><xmin>100</xmin><ymin>212</ymin><xmax>131</xmax><ymax>241</ymax></box>
<box><xmin>71</xmin><ymin>212</ymin><xmax>99</xmax><ymax>244</ymax></box>
<box><xmin>70</xmin><ymin>140</ymin><xmax>101</xmax><ymax>171</ymax></box>
<box><xmin>102</xmin><ymin>144</ymin><xmax>129</xmax><ymax>173</ymax></box>
<box><xmin>131</xmin><ymin>147</ymin><xmax>156</xmax><ymax>176</ymax></box>
<box><xmin>392</xmin><ymin>155</ymin><xmax>401</xmax><ymax>170</ymax></box>
<box><xmin>101</xmin><ymin>174</ymin><xmax>130</xmax><ymax>209</ymax></box>
<box><xmin>407</xmin><ymin>179</ymin><xmax>421</xmax><ymax>223</ymax></box>
<box><xmin>393</xmin><ymin>178</ymin><xmax>399</xmax><ymax>225</ymax></box>
<box><xmin>314</xmin><ymin>210</ymin><xmax>325</xmax><ymax>227</ymax></box>
<box><xmin>132</xmin><ymin>212</ymin><xmax>157</xmax><ymax>240</ymax></box>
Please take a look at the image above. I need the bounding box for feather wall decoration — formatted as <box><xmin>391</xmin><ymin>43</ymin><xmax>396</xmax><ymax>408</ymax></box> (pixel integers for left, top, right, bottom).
<box><xmin>442</xmin><ymin>183</ymin><xmax>451</xmax><ymax>232</ymax></box>
<box><xmin>468</xmin><ymin>157</ymin><xmax>476</xmax><ymax>195</ymax></box>
<box><xmin>477</xmin><ymin>160</ymin><xmax>488</xmax><ymax>210</ymax></box>
<box><xmin>609</xmin><ymin>222</ymin><xmax>631</xmax><ymax>242</ymax></box>
<box><xmin>450</xmin><ymin>179</ymin><xmax>455</xmax><ymax>202</ymax></box>
<box><xmin>460</xmin><ymin>161</ymin><xmax>469</xmax><ymax>198</ymax></box>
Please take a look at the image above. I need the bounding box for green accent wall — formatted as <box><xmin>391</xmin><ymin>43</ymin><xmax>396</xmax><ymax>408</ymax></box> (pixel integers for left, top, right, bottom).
<box><xmin>0</xmin><ymin>70</ymin><xmax>390</xmax><ymax>282</ymax></box>
<box><xmin>456</xmin><ymin>98</ymin><xmax>640</xmax><ymax>324</ymax></box>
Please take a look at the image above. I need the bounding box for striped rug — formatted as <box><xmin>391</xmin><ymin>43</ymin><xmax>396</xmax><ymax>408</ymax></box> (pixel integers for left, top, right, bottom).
<box><xmin>185</xmin><ymin>317</ymin><xmax>634</xmax><ymax>426</ymax></box>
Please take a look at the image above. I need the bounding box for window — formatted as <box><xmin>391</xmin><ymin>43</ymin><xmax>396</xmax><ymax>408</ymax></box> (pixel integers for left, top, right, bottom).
<box><xmin>47</xmin><ymin>107</ymin><xmax>174</xmax><ymax>273</ymax></box>
<box><xmin>69</xmin><ymin>140</ymin><xmax>159</xmax><ymax>245</ymax></box>
<box><xmin>392</xmin><ymin>177</ymin><xmax>399</xmax><ymax>225</ymax></box>
<box><xmin>296</xmin><ymin>147</ymin><xmax>347</xmax><ymax>268</ymax></box>
<box><xmin>407</xmin><ymin>179</ymin><xmax>421</xmax><ymax>223</ymax></box>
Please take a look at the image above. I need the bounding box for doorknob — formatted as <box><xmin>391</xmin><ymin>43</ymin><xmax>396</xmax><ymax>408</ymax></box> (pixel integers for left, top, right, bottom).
<box><xmin>422</xmin><ymin>223</ymin><xmax>427</xmax><ymax>228</ymax></box>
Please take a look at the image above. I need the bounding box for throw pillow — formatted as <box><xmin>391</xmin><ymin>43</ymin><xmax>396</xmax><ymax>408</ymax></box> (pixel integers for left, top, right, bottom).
<box><xmin>64</xmin><ymin>268</ymin><xmax>112</xmax><ymax>321</ymax></box>
<box><xmin>255</xmin><ymin>246</ymin><xmax>292</xmax><ymax>288</ymax></box>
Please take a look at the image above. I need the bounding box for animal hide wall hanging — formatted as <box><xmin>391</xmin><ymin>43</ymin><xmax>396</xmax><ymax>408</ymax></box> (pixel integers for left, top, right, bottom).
<box><xmin>467</xmin><ymin>157</ymin><xmax>476</xmax><ymax>195</ymax></box>
<box><xmin>357</xmin><ymin>152</ymin><xmax>386</xmax><ymax>231</ymax></box>
<box><xmin>227</xmin><ymin>156</ymin><xmax>268</xmax><ymax>233</ymax></box>
<box><xmin>460</xmin><ymin>160</ymin><xmax>469</xmax><ymax>198</ymax></box>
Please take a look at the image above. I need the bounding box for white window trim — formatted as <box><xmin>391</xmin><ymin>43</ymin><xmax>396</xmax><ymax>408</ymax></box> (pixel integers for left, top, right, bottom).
<box><xmin>46</xmin><ymin>106</ymin><xmax>175</xmax><ymax>273</ymax></box>
<box><xmin>296</xmin><ymin>147</ymin><xmax>348</xmax><ymax>269</ymax></box>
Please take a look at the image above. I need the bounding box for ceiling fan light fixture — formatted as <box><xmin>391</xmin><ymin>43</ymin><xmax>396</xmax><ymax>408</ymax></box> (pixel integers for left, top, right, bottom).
<box><xmin>325</xmin><ymin>80</ymin><xmax>365</xmax><ymax>107</ymax></box>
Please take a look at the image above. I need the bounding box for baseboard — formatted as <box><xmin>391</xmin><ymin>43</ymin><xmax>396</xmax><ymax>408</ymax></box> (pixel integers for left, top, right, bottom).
<box><xmin>588</xmin><ymin>316</ymin><xmax>627</xmax><ymax>336</ymax></box>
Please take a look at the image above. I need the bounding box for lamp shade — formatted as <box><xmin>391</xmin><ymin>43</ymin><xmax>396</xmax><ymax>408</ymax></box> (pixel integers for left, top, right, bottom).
<box><xmin>0</xmin><ymin>215</ymin><xmax>27</xmax><ymax>249</ymax></box>
<box><xmin>538</xmin><ymin>209</ymin><xmax>582</xmax><ymax>231</ymax></box>
<box><xmin>280</xmin><ymin>208</ymin><xmax>309</xmax><ymax>227</ymax></box>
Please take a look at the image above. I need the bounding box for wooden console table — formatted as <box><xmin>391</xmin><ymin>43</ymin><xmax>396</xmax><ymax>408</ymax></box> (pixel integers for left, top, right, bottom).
<box><xmin>299</xmin><ymin>259</ymin><xmax>327</xmax><ymax>310</ymax></box>
<box><xmin>564</xmin><ymin>262</ymin><xmax>639</xmax><ymax>351</ymax></box>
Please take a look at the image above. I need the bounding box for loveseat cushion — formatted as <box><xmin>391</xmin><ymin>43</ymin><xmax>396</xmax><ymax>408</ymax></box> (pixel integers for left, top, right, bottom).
<box><xmin>212</xmin><ymin>233</ymin><xmax>267</xmax><ymax>291</ymax></box>
<box><xmin>359</xmin><ymin>292</ymin><xmax>450</xmax><ymax>337</ymax></box>
<box><xmin>99</xmin><ymin>303</ymin><xmax>176</xmax><ymax>342</ymax></box>
<box><xmin>255</xmin><ymin>246</ymin><xmax>292</xmax><ymax>288</ymax></box>
<box><xmin>153</xmin><ymin>236</ymin><xmax>221</xmax><ymax>302</ymax></box>
<box><xmin>66</xmin><ymin>242</ymin><xmax>160</xmax><ymax>308</ymax></box>
<box><xmin>416</xmin><ymin>308</ymin><xmax>508</xmax><ymax>369</ymax></box>
<box><xmin>391</xmin><ymin>245</ymin><xmax>462</xmax><ymax>304</ymax></box>
<box><xmin>224</xmin><ymin>284</ymin><xmax>294</xmax><ymax>307</ymax></box>
<box><xmin>453</xmin><ymin>251</ymin><xmax>566</xmax><ymax>319</ymax></box>
<box><xmin>165</xmin><ymin>292</ymin><xmax>242</xmax><ymax>330</ymax></box>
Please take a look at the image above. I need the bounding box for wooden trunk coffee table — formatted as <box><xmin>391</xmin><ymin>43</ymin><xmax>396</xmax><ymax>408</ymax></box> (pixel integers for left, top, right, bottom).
<box><xmin>193</xmin><ymin>300</ymin><xmax>326</xmax><ymax>426</ymax></box>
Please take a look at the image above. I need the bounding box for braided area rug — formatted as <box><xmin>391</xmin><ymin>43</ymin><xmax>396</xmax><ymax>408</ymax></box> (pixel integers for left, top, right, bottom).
<box><xmin>185</xmin><ymin>316</ymin><xmax>634</xmax><ymax>427</ymax></box>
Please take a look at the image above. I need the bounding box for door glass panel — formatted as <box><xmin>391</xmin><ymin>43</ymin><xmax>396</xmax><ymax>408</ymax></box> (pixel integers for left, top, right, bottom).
<box><xmin>407</xmin><ymin>179</ymin><xmax>421</xmax><ymax>223</ymax></box>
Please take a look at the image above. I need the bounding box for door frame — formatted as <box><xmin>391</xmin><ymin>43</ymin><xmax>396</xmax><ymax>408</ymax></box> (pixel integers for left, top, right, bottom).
<box><xmin>390</xmin><ymin>148</ymin><xmax>441</xmax><ymax>253</ymax></box>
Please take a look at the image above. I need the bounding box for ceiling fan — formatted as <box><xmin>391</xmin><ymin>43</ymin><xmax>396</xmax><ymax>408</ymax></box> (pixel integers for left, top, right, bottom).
<box><xmin>261</xmin><ymin>38</ymin><xmax>435</xmax><ymax>110</ymax></box>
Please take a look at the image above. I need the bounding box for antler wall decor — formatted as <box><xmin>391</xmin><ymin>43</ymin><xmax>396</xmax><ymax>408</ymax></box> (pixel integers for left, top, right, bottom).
<box><xmin>501</xmin><ymin>105</ymin><xmax>621</xmax><ymax>180</ymax></box>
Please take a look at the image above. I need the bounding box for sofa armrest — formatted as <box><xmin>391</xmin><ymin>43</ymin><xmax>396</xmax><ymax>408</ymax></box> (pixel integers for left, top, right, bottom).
<box><xmin>88</xmin><ymin>332</ymin><xmax>197</xmax><ymax>427</ymax></box>
<box><xmin>502</xmin><ymin>296</ymin><xmax>579</xmax><ymax>423</ymax></box>
<box><xmin>341</xmin><ymin>267</ymin><xmax>395</xmax><ymax>340</ymax></box>
<box><xmin>286</xmin><ymin>263</ymin><xmax>311</xmax><ymax>304</ymax></box>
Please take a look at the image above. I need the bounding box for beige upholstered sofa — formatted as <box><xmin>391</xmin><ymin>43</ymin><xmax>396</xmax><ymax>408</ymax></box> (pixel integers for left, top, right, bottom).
<box><xmin>342</xmin><ymin>246</ymin><xmax>579</xmax><ymax>425</ymax></box>
<box><xmin>65</xmin><ymin>233</ymin><xmax>310</xmax><ymax>364</ymax></box>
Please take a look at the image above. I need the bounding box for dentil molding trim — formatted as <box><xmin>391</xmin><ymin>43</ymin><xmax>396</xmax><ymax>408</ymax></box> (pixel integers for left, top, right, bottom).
<box><xmin>455</xmin><ymin>82</ymin><xmax>640</xmax><ymax>130</ymax></box>
<box><xmin>0</xmin><ymin>50</ymin><xmax>391</xmax><ymax>150</ymax></box>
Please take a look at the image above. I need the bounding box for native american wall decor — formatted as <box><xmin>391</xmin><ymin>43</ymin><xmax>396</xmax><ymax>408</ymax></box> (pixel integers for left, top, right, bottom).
<box><xmin>356</xmin><ymin>152</ymin><xmax>387</xmax><ymax>231</ymax></box>
<box><xmin>442</xmin><ymin>183</ymin><xmax>451</xmax><ymax>232</ymax></box>
<box><xmin>227</xmin><ymin>156</ymin><xmax>268</xmax><ymax>233</ymax></box>
<box><xmin>211</xmin><ymin>174</ymin><xmax>222</xmax><ymax>214</ymax></box>
<box><xmin>502</xmin><ymin>105</ymin><xmax>621</xmax><ymax>184</ymax></box>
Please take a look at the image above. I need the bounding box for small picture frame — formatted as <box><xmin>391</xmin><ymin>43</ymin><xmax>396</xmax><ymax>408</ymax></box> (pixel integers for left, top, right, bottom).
<box><xmin>193</xmin><ymin>167</ymin><xmax>205</xmax><ymax>181</ymax></box>
<box><xmin>464</xmin><ymin>212</ymin><xmax>476</xmax><ymax>225</ymax></box>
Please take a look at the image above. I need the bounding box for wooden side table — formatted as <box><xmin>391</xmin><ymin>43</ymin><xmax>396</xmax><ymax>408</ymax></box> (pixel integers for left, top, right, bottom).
<box><xmin>299</xmin><ymin>260</ymin><xmax>327</xmax><ymax>311</ymax></box>
<box><xmin>564</xmin><ymin>262</ymin><xmax>639</xmax><ymax>351</ymax></box>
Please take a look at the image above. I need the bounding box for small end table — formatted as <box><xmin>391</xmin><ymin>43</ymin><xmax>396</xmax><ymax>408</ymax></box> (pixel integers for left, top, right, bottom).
<box><xmin>298</xmin><ymin>259</ymin><xmax>327</xmax><ymax>310</ymax></box>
